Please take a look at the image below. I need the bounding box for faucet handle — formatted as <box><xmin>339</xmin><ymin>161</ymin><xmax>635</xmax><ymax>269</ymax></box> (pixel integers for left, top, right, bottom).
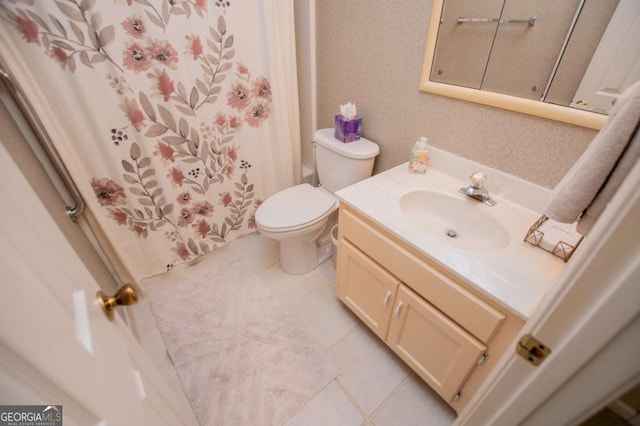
<box><xmin>469</xmin><ymin>171</ymin><xmax>487</xmax><ymax>188</ymax></box>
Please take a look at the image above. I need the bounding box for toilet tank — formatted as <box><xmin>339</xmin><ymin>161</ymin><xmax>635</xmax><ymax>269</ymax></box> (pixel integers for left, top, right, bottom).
<box><xmin>313</xmin><ymin>128</ymin><xmax>380</xmax><ymax>193</ymax></box>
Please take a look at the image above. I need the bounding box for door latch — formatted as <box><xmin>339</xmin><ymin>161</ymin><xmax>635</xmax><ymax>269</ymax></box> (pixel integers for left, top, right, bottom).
<box><xmin>516</xmin><ymin>334</ymin><xmax>551</xmax><ymax>366</ymax></box>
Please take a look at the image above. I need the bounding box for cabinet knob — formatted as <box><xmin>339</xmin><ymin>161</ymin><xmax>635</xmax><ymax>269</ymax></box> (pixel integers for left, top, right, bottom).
<box><xmin>394</xmin><ymin>300</ymin><xmax>404</xmax><ymax>317</ymax></box>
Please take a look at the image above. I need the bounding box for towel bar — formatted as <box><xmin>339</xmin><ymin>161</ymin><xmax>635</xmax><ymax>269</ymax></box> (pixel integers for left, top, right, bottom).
<box><xmin>457</xmin><ymin>16</ymin><xmax>537</xmax><ymax>26</ymax></box>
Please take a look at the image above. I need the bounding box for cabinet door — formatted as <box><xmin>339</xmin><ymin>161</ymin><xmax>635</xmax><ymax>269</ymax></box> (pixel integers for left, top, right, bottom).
<box><xmin>387</xmin><ymin>285</ymin><xmax>487</xmax><ymax>402</ymax></box>
<box><xmin>337</xmin><ymin>239</ymin><xmax>400</xmax><ymax>340</ymax></box>
<box><xmin>431</xmin><ymin>0</ymin><xmax>504</xmax><ymax>88</ymax></box>
<box><xmin>482</xmin><ymin>0</ymin><xmax>583</xmax><ymax>100</ymax></box>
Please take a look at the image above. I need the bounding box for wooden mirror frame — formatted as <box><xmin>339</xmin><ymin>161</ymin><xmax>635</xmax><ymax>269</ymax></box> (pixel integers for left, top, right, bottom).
<box><xmin>419</xmin><ymin>0</ymin><xmax>607</xmax><ymax>130</ymax></box>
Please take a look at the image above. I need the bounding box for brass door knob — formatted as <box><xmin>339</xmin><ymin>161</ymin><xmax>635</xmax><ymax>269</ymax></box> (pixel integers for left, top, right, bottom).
<box><xmin>97</xmin><ymin>284</ymin><xmax>138</xmax><ymax>321</ymax></box>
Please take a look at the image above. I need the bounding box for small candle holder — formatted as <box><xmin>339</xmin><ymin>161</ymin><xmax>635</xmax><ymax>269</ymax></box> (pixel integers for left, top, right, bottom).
<box><xmin>334</xmin><ymin>115</ymin><xmax>362</xmax><ymax>142</ymax></box>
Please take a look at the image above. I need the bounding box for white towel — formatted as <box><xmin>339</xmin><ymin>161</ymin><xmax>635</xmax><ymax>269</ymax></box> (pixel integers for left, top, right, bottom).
<box><xmin>544</xmin><ymin>81</ymin><xmax>640</xmax><ymax>235</ymax></box>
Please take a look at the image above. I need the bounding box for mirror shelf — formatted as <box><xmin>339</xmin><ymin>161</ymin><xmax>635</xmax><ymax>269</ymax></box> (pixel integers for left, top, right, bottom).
<box><xmin>419</xmin><ymin>0</ymin><xmax>607</xmax><ymax>131</ymax></box>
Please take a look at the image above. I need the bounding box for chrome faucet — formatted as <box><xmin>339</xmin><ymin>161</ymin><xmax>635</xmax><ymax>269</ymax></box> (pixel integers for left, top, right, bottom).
<box><xmin>459</xmin><ymin>171</ymin><xmax>497</xmax><ymax>206</ymax></box>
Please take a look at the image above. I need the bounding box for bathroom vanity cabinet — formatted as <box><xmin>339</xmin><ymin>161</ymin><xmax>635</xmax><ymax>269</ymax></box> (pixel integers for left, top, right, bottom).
<box><xmin>336</xmin><ymin>203</ymin><xmax>526</xmax><ymax>413</ymax></box>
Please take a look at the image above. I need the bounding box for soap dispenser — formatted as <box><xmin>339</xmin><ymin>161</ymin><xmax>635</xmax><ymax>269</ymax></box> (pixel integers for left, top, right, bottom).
<box><xmin>409</xmin><ymin>137</ymin><xmax>430</xmax><ymax>174</ymax></box>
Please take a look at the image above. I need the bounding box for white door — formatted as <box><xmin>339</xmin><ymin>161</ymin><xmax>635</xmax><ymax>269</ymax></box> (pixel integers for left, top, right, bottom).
<box><xmin>456</xmin><ymin>153</ymin><xmax>640</xmax><ymax>424</ymax></box>
<box><xmin>571</xmin><ymin>0</ymin><xmax>640</xmax><ymax>114</ymax></box>
<box><xmin>0</xmin><ymin>143</ymin><xmax>197</xmax><ymax>425</ymax></box>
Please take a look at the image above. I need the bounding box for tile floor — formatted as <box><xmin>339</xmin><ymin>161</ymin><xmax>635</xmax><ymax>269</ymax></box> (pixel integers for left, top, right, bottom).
<box><xmin>133</xmin><ymin>231</ymin><xmax>457</xmax><ymax>426</ymax></box>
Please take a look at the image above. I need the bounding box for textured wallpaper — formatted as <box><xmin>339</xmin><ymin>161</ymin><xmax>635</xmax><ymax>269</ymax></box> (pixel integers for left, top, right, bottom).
<box><xmin>315</xmin><ymin>0</ymin><xmax>599</xmax><ymax>189</ymax></box>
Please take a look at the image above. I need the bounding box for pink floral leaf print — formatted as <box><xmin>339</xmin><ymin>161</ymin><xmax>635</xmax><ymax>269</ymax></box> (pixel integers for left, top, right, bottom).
<box><xmin>190</xmin><ymin>127</ymin><xmax>200</xmax><ymax>146</ymax></box>
<box><xmin>189</xmin><ymin>87</ymin><xmax>199</xmax><ymax>109</ymax></box>
<box><xmin>194</xmin><ymin>79</ymin><xmax>208</xmax><ymax>96</ymax></box>
<box><xmin>69</xmin><ymin>21</ymin><xmax>85</xmax><ymax>45</ymax></box>
<box><xmin>146</xmin><ymin>124</ymin><xmax>168</xmax><ymax>137</ymax></box>
<box><xmin>3</xmin><ymin>1</ymin><xmax>273</xmax><ymax>270</ymax></box>
<box><xmin>86</xmin><ymin>25</ymin><xmax>99</xmax><ymax>50</ymax></box>
<box><xmin>138</xmin><ymin>92</ymin><xmax>156</xmax><ymax>121</ymax></box>
<box><xmin>178</xmin><ymin>117</ymin><xmax>189</xmax><ymax>137</ymax></box>
<box><xmin>212</xmin><ymin>172</ymin><xmax>253</xmax><ymax>235</ymax></box>
<box><xmin>120</xmin><ymin>98</ymin><xmax>146</xmax><ymax>131</ymax></box>
<box><xmin>161</xmin><ymin>135</ymin><xmax>187</xmax><ymax>146</ymax></box>
<box><xmin>80</xmin><ymin>0</ymin><xmax>97</xmax><ymax>11</ymax></box>
<box><xmin>208</xmin><ymin>223</ymin><xmax>224</xmax><ymax>243</ymax></box>
<box><xmin>121</xmin><ymin>17</ymin><xmax>145</xmax><ymax>39</ymax></box>
<box><xmin>89</xmin><ymin>11</ymin><xmax>103</xmax><ymax>33</ymax></box>
<box><xmin>199</xmin><ymin>240</ymin><xmax>212</xmax><ymax>254</ymax></box>
<box><xmin>49</xmin><ymin>39</ymin><xmax>73</xmax><ymax>50</ymax></box>
<box><xmin>158</xmin><ymin>70</ymin><xmax>175</xmax><ymax>101</ymax></box>
<box><xmin>49</xmin><ymin>14</ymin><xmax>68</xmax><ymax>38</ymax></box>
<box><xmin>185</xmin><ymin>26</ymin><xmax>234</xmax><ymax>111</ymax></box>
<box><xmin>172</xmin><ymin>242</ymin><xmax>190</xmax><ymax>261</ymax></box>
<box><xmin>67</xmin><ymin>55</ymin><xmax>77</xmax><ymax>73</ymax></box>
<box><xmin>25</xmin><ymin>10</ymin><xmax>51</xmax><ymax>34</ymax></box>
<box><xmin>185</xmin><ymin>34</ymin><xmax>203</xmax><ymax>59</ymax></box>
<box><xmin>91</xmin><ymin>53</ymin><xmax>107</xmax><ymax>64</ymax></box>
<box><xmin>122</xmin><ymin>159</ymin><xmax>135</xmax><ymax>173</ymax></box>
<box><xmin>217</xmin><ymin>15</ymin><xmax>226</xmax><ymax>35</ymax></box>
<box><xmin>54</xmin><ymin>1</ymin><xmax>84</xmax><ymax>22</ymax></box>
<box><xmin>174</xmin><ymin>105</ymin><xmax>196</xmax><ymax>117</ymax></box>
<box><xmin>144</xmin><ymin>9</ymin><xmax>165</xmax><ymax>30</ymax></box>
<box><xmin>147</xmin><ymin>39</ymin><xmax>179</xmax><ymax>69</ymax></box>
<box><xmin>157</xmin><ymin>104</ymin><xmax>177</xmax><ymax>132</ymax></box>
<box><xmin>186</xmin><ymin>138</ymin><xmax>198</xmax><ymax>156</ymax></box>
<box><xmin>147</xmin><ymin>69</ymin><xmax>174</xmax><ymax>102</ymax></box>
<box><xmin>123</xmin><ymin>41</ymin><xmax>151</xmax><ymax>73</ymax></box>
<box><xmin>244</xmin><ymin>99</ymin><xmax>270</xmax><ymax>127</ymax></box>
<box><xmin>224</xmin><ymin>35</ymin><xmax>234</xmax><ymax>49</ymax></box>
<box><xmin>98</xmin><ymin>25</ymin><xmax>115</xmax><ymax>46</ymax></box>
<box><xmin>114</xmin><ymin>145</ymin><xmax>178</xmax><ymax>238</ymax></box>
<box><xmin>155</xmin><ymin>141</ymin><xmax>175</xmax><ymax>163</ymax></box>
<box><xmin>187</xmin><ymin>238</ymin><xmax>199</xmax><ymax>255</ymax></box>
<box><xmin>4</xmin><ymin>3</ymin><xmax>124</xmax><ymax>74</ymax></box>
<box><xmin>91</xmin><ymin>177</ymin><xmax>126</xmax><ymax>206</ymax></box>
<box><xmin>130</xmin><ymin>141</ymin><xmax>141</xmax><ymax>160</ymax></box>
<box><xmin>159</xmin><ymin>1</ymin><xmax>170</xmax><ymax>22</ymax></box>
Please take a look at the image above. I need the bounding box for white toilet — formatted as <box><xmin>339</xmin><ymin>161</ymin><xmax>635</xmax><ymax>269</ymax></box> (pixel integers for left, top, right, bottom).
<box><xmin>255</xmin><ymin>128</ymin><xmax>379</xmax><ymax>274</ymax></box>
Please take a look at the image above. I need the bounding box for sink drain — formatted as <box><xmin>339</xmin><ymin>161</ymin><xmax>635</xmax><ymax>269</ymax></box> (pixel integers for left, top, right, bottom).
<box><xmin>445</xmin><ymin>229</ymin><xmax>458</xmax><ymax>238</ymax></box>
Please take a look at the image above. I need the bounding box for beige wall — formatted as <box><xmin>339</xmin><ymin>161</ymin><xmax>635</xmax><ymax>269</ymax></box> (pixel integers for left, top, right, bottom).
<box><xmin>315</xmin><ymin>0</ymin><xmax>599</xmax><ymax>189</ymax></box>
<box><xmin>294</xmin><ymin>0</ymin><xmax>316</xmax><ymax>172</ymax></box>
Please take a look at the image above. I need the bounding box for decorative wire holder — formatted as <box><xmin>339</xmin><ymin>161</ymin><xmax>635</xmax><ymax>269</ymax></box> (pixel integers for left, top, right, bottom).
<box><xmin>523</xmin><ymin>215</ymin><xmax>583</xmax><ymax>262</ymax></box>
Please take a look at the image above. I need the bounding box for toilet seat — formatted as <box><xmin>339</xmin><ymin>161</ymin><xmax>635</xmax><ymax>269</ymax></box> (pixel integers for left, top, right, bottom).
<box><xmin>256</xmin><ymin>183</ymin><xmax>337</xmax><ymax>233</ymax></box>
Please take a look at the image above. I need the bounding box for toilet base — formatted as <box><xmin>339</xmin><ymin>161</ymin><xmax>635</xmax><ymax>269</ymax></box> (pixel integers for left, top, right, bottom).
<box><xmin>276</xmin><ymin>213</ymin><xmax>337</xmax><ymax>275</ymax></box>
<box><xmin>279</xmin><ymin>238</ymin><xmax>319</xmax><ymax>275</ymax></box>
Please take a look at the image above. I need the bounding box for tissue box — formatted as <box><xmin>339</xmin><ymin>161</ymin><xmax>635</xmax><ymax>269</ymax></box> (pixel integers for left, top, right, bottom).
<box><xmin>334</xmin><ymin>115</ymin><xmax>362</xmax><ymax>142</ymax></box>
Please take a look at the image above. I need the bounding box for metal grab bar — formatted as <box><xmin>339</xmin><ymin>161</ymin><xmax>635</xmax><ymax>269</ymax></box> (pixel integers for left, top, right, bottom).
<box><xmin>0</xmin><ymin>67</ymin><xmax>85</xmax><ymax>221</ymax></box>
<box><xmin>457</xmin><ymin>16</ymin><xmax>537</xmax><ymax>26</ymax></box>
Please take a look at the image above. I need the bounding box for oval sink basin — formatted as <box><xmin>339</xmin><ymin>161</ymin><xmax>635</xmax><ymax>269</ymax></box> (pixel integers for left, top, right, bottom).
<box><xmin>399</xmin><ymin>190</ymin><xmax>511</xmax><ymax>251</ymax></box>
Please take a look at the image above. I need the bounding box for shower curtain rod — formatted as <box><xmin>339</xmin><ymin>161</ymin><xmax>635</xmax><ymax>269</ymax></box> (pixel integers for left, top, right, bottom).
<box><xmin>0</xmin><ymin>67</ymin><xmax>85</xmax><ymax>221</ymax></box>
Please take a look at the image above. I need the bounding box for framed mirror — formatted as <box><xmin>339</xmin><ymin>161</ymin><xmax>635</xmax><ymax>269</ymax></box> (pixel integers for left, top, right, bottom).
<box><xmin>420</xmin><ymin>0</ymin><xmax>639</xmax><ymax>130</ymax></box>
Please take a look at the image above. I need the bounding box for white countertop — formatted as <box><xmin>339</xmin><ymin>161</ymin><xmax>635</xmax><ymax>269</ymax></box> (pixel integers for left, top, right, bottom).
<box><xmin>336</xmin><ymin>147</ymin><xmax>567</xmax><ymax>319</ymax></box>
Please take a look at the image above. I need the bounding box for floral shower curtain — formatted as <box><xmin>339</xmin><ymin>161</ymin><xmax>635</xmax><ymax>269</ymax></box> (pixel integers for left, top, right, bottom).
<box><xmin>0</xmin><ymin>0</ymin><xmax>300</xmax><ymax>282</ymax></box>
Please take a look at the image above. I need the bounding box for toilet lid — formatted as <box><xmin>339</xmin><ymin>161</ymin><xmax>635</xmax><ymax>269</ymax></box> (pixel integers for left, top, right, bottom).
<box><xmin>256</xmin><ymin>183</ymin><xmax>338</xmax><ymax>232</ymax></box>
